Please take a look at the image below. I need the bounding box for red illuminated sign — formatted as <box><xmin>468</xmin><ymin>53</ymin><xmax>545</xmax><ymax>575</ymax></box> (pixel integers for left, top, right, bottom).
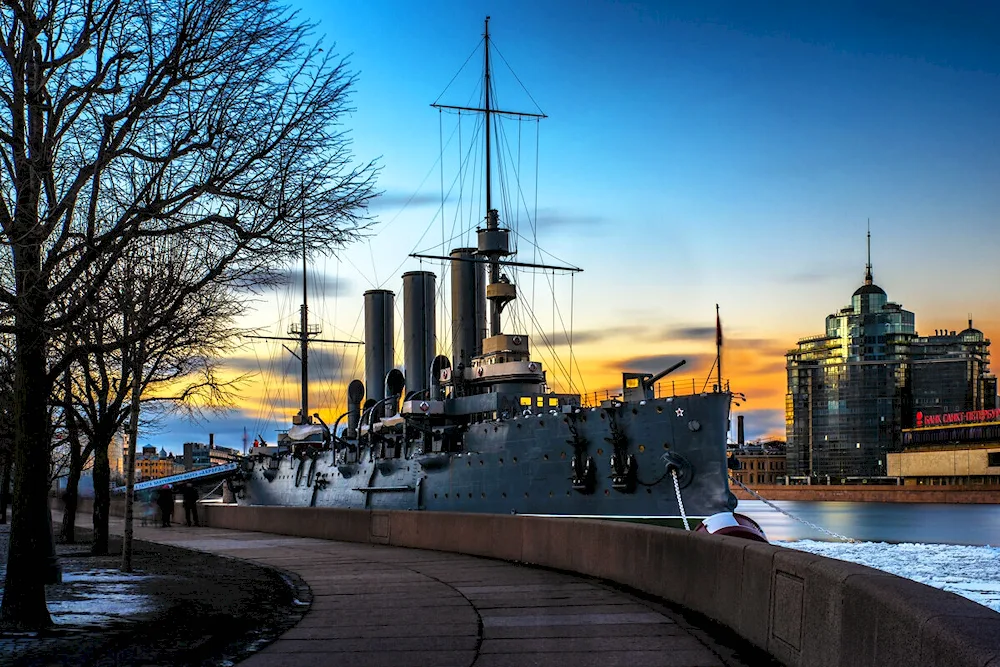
<box><xmin>916</xmin><ymin>408</ymin><xmax>1000</xmax><ymax>427</ymax></box>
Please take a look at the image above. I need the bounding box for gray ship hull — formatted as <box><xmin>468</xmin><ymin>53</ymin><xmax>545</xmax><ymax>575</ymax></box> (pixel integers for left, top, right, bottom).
<box><xmin>237</xmin><ymin>392</ymin><xmax>737</xmax><ymax>520</ymax></box>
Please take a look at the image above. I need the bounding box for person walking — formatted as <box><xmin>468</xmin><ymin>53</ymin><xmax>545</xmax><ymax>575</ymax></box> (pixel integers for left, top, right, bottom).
<box><xmin>156</xmin><ymin>485</ymin><xmax>174</xmax><ymax>527</ymax></box>
<box><xmin>181</xmin><ymin>482</ymin><xmax>200</xmax><ymax>527</ymax></box>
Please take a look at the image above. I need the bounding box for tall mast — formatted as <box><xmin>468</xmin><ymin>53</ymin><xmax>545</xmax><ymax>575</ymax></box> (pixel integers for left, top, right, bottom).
<box><xmin>481</xmin><ymin>16</ymin><xmax>504</xmax><ymax>336</ymax></box>
<box><xmin>300</xmin><ymin>216</ymin><xmax>309</xmax><ymax>420</ymax></box>
<box><xmin>429</xmin><ymin>18</ymin><xmax>548</xmax><ymax>341</ymax></box>
<box><xmin>484</xmin><ymin>16</ymin><xmax>492</xmax><ymax>217</ymax></box>
<box><xmin>244</xmin><ymin>204</ymin><xmax>364</xmax><ymax>427</ymax></box>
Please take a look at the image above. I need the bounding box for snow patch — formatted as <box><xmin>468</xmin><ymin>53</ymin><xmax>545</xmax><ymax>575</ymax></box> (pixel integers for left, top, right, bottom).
<box><xmin>780</xmin><ymin>540</ymin><xmax>1000</xmax><ymax>613</ymax></box>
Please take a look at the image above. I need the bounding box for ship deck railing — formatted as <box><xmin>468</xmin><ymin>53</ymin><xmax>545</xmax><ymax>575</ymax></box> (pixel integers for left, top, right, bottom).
<box><xmin>579</xmin><ymin>377</ymin><xmax>729</xmax><ymax>407</ymax></box>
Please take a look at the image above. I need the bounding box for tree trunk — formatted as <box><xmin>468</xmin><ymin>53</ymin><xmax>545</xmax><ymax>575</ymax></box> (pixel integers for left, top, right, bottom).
<box><xmin>61</xmin><ymin>367</ymin><xmax>82</xmax><ymax>543</ymax></box>
<box><xmin>0</xmin><ymin>450</ymin><xmax>10</xmax><ymax>524</ymax></box>
<box><xmin>60</xmin><ymin>447</ymin><xmax>81</xmax><ymax>544</ymax></box>
<box><xmin>121</xmin><ymin>344</ymin><xmax>144</xmax><ymax>572</ymax></box>
<box><xmin>91</xmin><ymin>432</ymin><xmax>111</xmax><ymax>556</ymax></box>
<box><xmin>0</xmin><ymin>283</ymin><xmax>56</xmax><ymax>629</ymax></box>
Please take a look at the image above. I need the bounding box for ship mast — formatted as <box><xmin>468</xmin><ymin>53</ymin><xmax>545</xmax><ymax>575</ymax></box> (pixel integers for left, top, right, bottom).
<box><xmin>484</xmin><ymin>16</ymin><xmax>492</xmax><ymax>219</ymax></box>
<box><xmin>246</xmin><ymin>204</ymin><xmax>363</xmax><ymax>426</ymax></box>
<box><xmin>429</xmin><ymin>17</ymin><xmax>550</xmax><ymax>340</ymax></box>
<box><xmin>299</xmin><ymin>218</ymin><xmax>310</xmax><ymax>418</ymax></box>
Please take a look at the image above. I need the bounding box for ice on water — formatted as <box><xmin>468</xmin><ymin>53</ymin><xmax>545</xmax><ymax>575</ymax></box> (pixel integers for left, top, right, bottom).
<box><xmin>780</xmin><ymin>540</ymin><xmax>1000</xmax><ymax>613</ymax></box>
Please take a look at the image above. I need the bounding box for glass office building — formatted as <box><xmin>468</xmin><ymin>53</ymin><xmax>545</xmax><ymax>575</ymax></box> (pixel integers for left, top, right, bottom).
<box><xmin>786</xmin><ymin>253</ymin><xmax>994</xmax><ymax>478</ymax></box>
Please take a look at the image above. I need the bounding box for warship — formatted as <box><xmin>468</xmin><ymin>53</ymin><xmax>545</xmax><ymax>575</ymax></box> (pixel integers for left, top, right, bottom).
<box><xmin>232</xmin><ymin>18</ymin><xmax>753</xmax><ymax>531</ymax></box>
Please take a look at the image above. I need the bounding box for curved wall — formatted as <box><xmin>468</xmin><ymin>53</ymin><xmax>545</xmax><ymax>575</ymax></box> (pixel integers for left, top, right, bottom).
<box><xmin>64</xmin><ymin>498</ymin><xmax>1000</xmax><ymax>667</ymax></box>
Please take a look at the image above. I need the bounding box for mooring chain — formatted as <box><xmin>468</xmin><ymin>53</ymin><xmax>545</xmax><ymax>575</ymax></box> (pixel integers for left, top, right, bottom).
<box><xmin>728</xmin><ymin>476</ymin><xmax>857</xmax><ymax>543</ymax></box>
<box><xmin>671</xmin><ymin>469</ymin><xmax>691</xmax><ymax>531</ymax></box>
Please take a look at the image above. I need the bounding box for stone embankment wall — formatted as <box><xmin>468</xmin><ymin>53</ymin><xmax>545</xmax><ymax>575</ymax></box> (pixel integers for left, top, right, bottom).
<box><xmin>60</xmin><ymin>497</ymin><xmax>1000</xmax><ymax>667</ymax></box>
<box><xmin>731</xmin><ymin>484</ymin><xmax>1000</xmax><ymax>503</ymax></box>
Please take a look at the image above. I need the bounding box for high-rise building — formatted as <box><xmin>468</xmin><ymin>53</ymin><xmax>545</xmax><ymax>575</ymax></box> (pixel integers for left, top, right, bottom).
<box><xmin>786</xmin><ymin>233</ymin><xmax>995</xmax><ymax>479</ymax></box>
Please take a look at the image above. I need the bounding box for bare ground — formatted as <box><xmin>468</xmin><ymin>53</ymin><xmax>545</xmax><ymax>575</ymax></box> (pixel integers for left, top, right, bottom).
<box><xmin>0</xmin><ymin>521</ymin><xmax>310</xmax><ymax>666</ymax></box>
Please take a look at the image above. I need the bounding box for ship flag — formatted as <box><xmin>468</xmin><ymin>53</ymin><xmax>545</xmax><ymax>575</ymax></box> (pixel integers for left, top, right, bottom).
<box><xmin>716</xmin><ymin>305</ymin><xmax>723</xmax><ymax>348</ymax></box>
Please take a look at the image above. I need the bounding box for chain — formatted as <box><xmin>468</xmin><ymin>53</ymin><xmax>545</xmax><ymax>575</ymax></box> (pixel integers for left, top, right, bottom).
<box><xmin>729</xmin><ymin>476</ymin><xmax>856</xmax><ymax>543</ymax></box>
<box><xmin>671</xmin><ymin>469</ymin><xmax>691</xmax><ymax>531</ymax></box>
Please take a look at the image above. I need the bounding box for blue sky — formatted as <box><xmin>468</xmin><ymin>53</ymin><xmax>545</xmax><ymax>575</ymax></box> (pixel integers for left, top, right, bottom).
<box><xmin>149</xmin><ymin>1</ymin><xmax>1000</xmax><ymax>452</ymax></box>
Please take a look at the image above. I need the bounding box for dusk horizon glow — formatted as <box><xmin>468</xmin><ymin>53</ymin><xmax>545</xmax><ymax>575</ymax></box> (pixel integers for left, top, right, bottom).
<box><xmin>145</xmin><ymin>1</ymin><xmax>999</xmax><ymax>454</ymax></box>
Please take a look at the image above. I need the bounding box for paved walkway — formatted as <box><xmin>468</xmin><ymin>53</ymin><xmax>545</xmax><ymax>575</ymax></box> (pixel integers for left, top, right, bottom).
<box><xmin>99</xmin><ymin>516</ymin><xmax>765</xmax><ymax>667</ymax></box>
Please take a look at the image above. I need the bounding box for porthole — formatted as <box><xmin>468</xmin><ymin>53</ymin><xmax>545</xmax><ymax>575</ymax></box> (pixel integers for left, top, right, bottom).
<box><xmin>513</xmin><ymin>457</ymin><xmax>518</xmax><ymax>463</ymax></box>
<box><xmin>632</xmin><ymin>408</ymin><xmax>638</xmax><ymax>415</ymax></box>
<box><xmin>524</xmin><ymin>492</ymin><xmax>530</xmax><ymax>498</ymax></box>
<box><xmin>638</xmin><ymin>445</ymin><xmax>645</xmax><ymax>453</ymax></box>
<box><xmin>548</xmin><ymin>491</ymin><xmax>553</xmax><ymax>497</ymax></box>
<box><xmin>663</xmin><ymin>443</ymin><xmax>670</xmax><ymax>450</ymax></box>
<box><xmin>502</xmin><ymin>492</ymin><xmax>507</xmax><ymax>499</ymax></box>
<box><xmin>499</xmin><ymin>457</ymin><xmax>504</xmax><ymax>465</ymax></box>
<box><xmin>481</xmin><ymin>493</ymin><xmax>486</xmax><ymax>499</ymax></box>
<box><xmin>597</xmin><ymin>448</ymin><xmax>604</xmax><ymax>456</ymax></box>
<box><xmin>445</xmin><ymin>493</ymin><xmax>449</xmax><ymax>498</ymax></box>
<box><xmin>560</xmin><ymin>451</ymin><xmax>566</xmax><ymax>459</ymax></box>
<box><xmin>480</xmin><ymin>460</ymin><xmax>484</xmax><ymax>466</ymax></box>
<box><xmin>604</xmin><ymin>489</ymin><xmax>610</xmax><ymax>496</ymax></box>
<box><xmin>434</xmin><ymin>493</ymin><xmax>438</xmax><ymax>499</ymax></box>
<box><xmin>656</xmin><ymin>406</ymin><xmax>663</xmax><ymax>414</ymax></box>
<box><xmin>543</xmin><ymin>454</ymin><xmax>549</xmax><ymax>460</ymax></box>
<box><xmin>539</xmin><ymin>420</ymin><xmax>544</xmax><ymax>427</ymax></box>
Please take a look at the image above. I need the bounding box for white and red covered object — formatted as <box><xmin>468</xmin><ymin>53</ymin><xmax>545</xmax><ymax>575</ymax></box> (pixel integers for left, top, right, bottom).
<box><xmin>696</xmin><ymin>512</ymin><xmax>769</xmax><ymax>543</ymax></box>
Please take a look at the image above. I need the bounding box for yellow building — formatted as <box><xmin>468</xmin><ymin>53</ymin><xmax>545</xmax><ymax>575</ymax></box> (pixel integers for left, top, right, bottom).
<box><xmin>134</xmin><ymin>446</ymin><xmax>185</xmax><ymax>482</ymax></box>
<box><xmin>887</xmin><ymin>409</ymin><xmax>1000</xmax><ymax>485</ymax></box>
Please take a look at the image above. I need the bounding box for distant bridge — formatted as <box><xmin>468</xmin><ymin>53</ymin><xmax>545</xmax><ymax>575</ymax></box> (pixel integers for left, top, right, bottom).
<box><xmin>111</xmin><ymin>462</ymin><xmax>238</xmax><ymax>494</ymax></box>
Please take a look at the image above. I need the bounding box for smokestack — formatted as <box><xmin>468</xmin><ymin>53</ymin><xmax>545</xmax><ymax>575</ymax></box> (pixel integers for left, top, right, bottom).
<box><xmin>737</xmin><ymin>416</ymin><xmax>744</xmax><ymax>446</ymax></box>
<box><xmin>364</xmin><ymin>289</ymin><xmax>395</xmax><ymax>401</ymax></box>
<box><xmin>450</xmin><ymin>248</ymin><xmax>485</xmax><ymax>370</ymax></box>
<box><xmin>209</xmin><ymin>433</ymin><xmax>214</xmax><ymax>448</ymax></box>
<box><xmin>402</xmin><ymin>271</ymin><xmax>436</xmax><ymax>396</ymax></box>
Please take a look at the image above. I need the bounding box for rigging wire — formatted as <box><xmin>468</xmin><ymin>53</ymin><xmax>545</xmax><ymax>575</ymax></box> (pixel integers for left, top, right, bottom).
<box><xmin>488</xmin><ymin>38</ymin><xmax>546</xmax><ymax>116</ymax></box>
<box><xmin>432</xmin><ymin>38</ymin><xmax>485</xmax><ymax>106</ymax></box>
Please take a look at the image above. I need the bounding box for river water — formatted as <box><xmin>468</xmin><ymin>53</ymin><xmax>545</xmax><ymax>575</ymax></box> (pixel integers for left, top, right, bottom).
<box><xmin>736</xmin><ymin>500</ymin><xmax>1000</xmax><ymax>612</ymax></box>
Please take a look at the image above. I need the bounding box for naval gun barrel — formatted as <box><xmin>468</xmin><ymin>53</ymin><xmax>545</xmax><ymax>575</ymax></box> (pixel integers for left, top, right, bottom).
<box><xmin>644</xmin><ymin>359</ymin><xmax>686</xmax><ymax>387</ymax></box>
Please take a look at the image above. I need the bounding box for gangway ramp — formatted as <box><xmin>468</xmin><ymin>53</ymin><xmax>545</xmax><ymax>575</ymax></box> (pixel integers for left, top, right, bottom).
<box><xmin>112</xmin><ymin>462</ymin><xmax>239</xmax><ymax>494</ymax></box>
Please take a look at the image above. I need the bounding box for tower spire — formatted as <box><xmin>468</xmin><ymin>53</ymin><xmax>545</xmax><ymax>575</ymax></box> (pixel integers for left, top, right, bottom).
<box><xmin>864</xmin><ymin>219</ymin><xmax>873</xmax><ymax>286</ymax></box>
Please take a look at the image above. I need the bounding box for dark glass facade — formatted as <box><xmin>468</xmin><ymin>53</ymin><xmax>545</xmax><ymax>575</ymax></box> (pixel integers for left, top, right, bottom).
<box><xmin>786</xmin><ymin>261</ymin><xmax>995</xmax><ymax>478</ymax></box>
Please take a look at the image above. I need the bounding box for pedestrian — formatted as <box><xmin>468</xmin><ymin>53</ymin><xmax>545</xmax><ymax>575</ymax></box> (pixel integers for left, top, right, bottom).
<box><xmin>181</xmin><ymin>482</ymin><xmax>200</xmax><ymax>527</ymax></box>
<box><xmin>155</xmin><ymin>484</ymin><xmax>174</xmax><ymax>527</ymax></box>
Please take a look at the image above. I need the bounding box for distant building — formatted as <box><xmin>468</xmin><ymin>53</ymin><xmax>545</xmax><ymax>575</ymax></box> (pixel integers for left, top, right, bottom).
<box><xmin>184</xmin><ymin>434</ymin><xmax>240</xmax><ymax>471</ymax></box>
<box><xmin>135</xmin><ymin>445</ymin><xmax>184</xmax><ymax>481</ymax></box>
<box><xmin>183</xmin><ymin>441</ymin><xmax>212</xmax><ymax>470</ymax></box>
<box><xmin>786</xmin><ymin>235</ymin><xmax>996</xmax><ymax>479</ymax></box>
<box><xmin>911</xmin><ymin>326</ymin><xmax>994</xmax><ymax>417</ymax></box>
<box><xmin>729</xmin><ymin>440</ymin><xmax>786</xmax><ymax>486</ymax></box>
<box><xmin>888</xmin><ymin>408</ymin><xmax>1000</xmax><ymax>485</ymax></box>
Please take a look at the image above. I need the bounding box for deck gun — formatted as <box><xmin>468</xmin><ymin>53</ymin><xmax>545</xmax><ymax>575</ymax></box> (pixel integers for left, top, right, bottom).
<box><xmin>622</xmin><ymin>359</ymin><xmax>687</xmax><ymax>402</ymax></box>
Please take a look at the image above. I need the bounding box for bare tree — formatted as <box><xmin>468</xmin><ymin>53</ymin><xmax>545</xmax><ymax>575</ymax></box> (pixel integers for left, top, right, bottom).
<box><xmin>0</xmin><ymin>0</ymin><xmax>377</xmax><ymax>629</ymax></box>
<box><xmin>72</xmin><ymin>239</ymin><xmax>250</xmax><ymax>556</ymax></box>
